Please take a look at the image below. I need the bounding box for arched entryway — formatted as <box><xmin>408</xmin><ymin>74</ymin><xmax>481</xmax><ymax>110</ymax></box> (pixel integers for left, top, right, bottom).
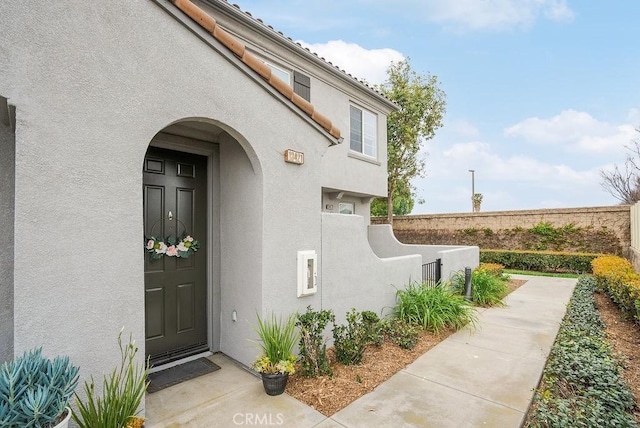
<box><xmin>142</xmin><ymin>118</ymin><xmax>264</xmax><ymax>368</ymax></box>
<box><xmin>143</xmin><ymin>121</ymin><xmax>222</xmax><ymax>366</ymax></box>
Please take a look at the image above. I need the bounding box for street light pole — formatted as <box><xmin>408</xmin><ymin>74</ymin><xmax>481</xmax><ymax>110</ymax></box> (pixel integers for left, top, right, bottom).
<box><xmin>468</xmin><ymin>169</ymin><xmax>475</xmax><ymax>212</ymax></box>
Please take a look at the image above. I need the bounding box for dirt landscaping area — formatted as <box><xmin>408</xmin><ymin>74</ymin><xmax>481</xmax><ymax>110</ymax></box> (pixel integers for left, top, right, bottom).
<box><xmin>287</xmin><ymin>278</ymin><xmax>640</xmax><ymax>421</ymax></box>
<box><xmin>594</xmin><ymin>291</ymin><xmax>640</xmax><ymax>424</ymax></box>
<box><xmin>286</xmin><ymin>278</ymin><xmax>528</xmax><ymax>416</ymax></box>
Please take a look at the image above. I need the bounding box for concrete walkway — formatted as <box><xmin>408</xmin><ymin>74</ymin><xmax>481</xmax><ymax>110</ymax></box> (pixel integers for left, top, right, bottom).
<box><xmin>146</xmin><ymin>275</ymin><xmax>576</xmax><ymax>427</ymax></box>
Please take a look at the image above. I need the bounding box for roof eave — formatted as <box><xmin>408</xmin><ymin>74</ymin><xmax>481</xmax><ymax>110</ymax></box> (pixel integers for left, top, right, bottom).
<box><xmin>201</xmin><ymin>0</ymin><xmax>399</xmax><ymax>112</ymax></box>
<box><xmin>152</xmin><ymin>0</ymin><xmax>342</xmax><ymax>145</ymax></box>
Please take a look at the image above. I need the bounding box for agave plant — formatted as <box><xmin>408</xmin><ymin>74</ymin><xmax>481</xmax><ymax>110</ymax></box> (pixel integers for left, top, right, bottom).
<box><xmin>0</xmin><ymin>348</ymin><xmax>79</xmax><ymax>428</ymax></box>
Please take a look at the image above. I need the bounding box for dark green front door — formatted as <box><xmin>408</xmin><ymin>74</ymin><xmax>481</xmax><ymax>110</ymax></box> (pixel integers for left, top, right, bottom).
<box><xmin>143</xmin><ymin>147</ymin><xmax>208</xmax><ymax>365</ymax></box>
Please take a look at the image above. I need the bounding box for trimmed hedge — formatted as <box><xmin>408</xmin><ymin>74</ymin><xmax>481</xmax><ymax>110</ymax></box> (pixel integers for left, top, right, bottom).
<box><xmin>592</xmin><ymin>255</ymin><xmax>640</xmax><ymax>325</ymax></box>
<box><xmin>480</xmin><ymin>249</ymin><xmax>604</xmax><ymax>274</ymax></box>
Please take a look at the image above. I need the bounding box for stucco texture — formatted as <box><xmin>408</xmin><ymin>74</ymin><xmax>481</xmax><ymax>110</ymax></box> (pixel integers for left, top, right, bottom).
<box><xmin>0</xmin><ymin>117</ymin><xmax>15</xmax><ymax>364</ymax></box>
<box><xmin>321</xmin><ymin>214</ymin><xmax>422</xmax><ymax>326</ymax></box>
<box><xmin>0</xmin><ymin>0</ymin><xmax>333</xmax><ymax>379</ymax></box>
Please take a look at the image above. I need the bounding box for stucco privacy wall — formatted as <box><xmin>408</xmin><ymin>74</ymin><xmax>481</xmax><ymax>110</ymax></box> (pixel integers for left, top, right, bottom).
<box><xmin>321</xmin><ymin>213</ymin><xmax>422</xmax><ymax>325</ymax></box>
<box><xmin>0</xmin><ymin>0</ymin><xmax>342</xmax><ymax>386</ymax></box>
<box><xmin>377</xmin><ymin>206</ymin><xmax>631</xmax><ymax>254</ymax></box>
<box><xmin>368</xmin><ymin>225</ymin><xmax>479</xmax><ymax>282</ymax></box>
<box><xmin>0</xmin><ymin>106</ymin><xmax>15</xmax><ymax>364</ymax></box>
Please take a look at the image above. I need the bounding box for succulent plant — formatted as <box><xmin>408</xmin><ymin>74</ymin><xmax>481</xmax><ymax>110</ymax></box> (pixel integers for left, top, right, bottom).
<box><xmin>0</xmin><ymin>348</ymin><xmax>79</xmax><ymax>427</ymax></box>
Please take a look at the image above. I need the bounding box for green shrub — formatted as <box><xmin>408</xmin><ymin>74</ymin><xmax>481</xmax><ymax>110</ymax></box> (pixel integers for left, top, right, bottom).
<box><xmin>525</xmin><ymin>276</ymin><xmax>637</xmax><ymax>427</ymax></box>
<box><xmin>450</xmin><ymin>268</ymin><xmax>508</xmax><ymax>307</ymax></box>
<box><xmin>478</xmin><ymin>263</ymin><xmax>505</xmax><ymax>277</ymax></box>
<box><xmin>381</xmin><ymin>318</ymin><xmax>420</xmax><ymax>350</ymax></box>
<box><xmin>480</xmin><ymin>249</ymin><xmax>603</xmax><ymax>273</ymax></box>
<box><xmin>394</xmin><ymin>282</ymin><xmax>477</xmax><ymax>334</ymax></box>
<box><xmin>360</xmin><ymin>310</ymin><xmax>384</xmax><ymax>346</ymax></box>
<box><xmin>528</xmin><ymin>221</ymin><xmax>557</xmax><ymax>237</ymax></box>
<box><xmin>592</xmin><ymin>256</ymin><xmax>640</xmax><ymax>325</ymax></box>
<box><xmin>333</xmin><ymin>309</ymin><xmax>382</xmax><ymax>365</ymax></box>
<box><xmin>296</xmin><ymin>306</ymin><xmax>334</xmax><ymax>377</ymax></box>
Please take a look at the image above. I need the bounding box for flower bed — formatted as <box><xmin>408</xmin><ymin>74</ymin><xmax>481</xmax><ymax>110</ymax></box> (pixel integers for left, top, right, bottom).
<box><xmin>591</xmin><ymin>255</ymin><xmax>640</xmax><ymax>325</ymax></box>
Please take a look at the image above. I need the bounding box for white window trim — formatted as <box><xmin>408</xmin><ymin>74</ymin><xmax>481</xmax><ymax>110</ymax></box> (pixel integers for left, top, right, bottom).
<box><xmin>265</xmin><ymin>61</ymin><xmax>290</xmax><ymax>84</ymax></box>
<box><xmin>349</xmin><ymin>104</ymin><xmax>377</xmax><ymax>159</ymax></box>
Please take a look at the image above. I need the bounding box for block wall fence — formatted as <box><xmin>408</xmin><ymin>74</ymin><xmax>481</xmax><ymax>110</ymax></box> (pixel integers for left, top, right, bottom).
<box><xmin>372</xmin><ymin>205</ymin><xmax>631</xmax><ymax>257</ymax></box>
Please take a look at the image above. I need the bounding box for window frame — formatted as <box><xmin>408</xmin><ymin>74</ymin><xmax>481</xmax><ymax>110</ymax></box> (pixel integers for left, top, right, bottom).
<box><xmin>338</xmin><ymin>202</ymin><xmax>355</xmax><ymax>215</ymax></box>
<box><xmin>349</xmin><ymin>104</ymin><xmax>377</xmax><ymax>159</ymax></box>
<box><xmin>265</xmin><ymin>62</ymin><xmax>291</xmax><ymax>85</ymax></box>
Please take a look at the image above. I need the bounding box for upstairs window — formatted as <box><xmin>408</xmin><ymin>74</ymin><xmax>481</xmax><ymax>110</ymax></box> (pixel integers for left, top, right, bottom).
<box><xmin>349</xmin><ymin>105</ymin><xmax>377</xmax><ymax>158</ymax></box>
<box><xmin>266</xmin><ymin>62</ymin><xmax>290</xmax><ymax>84</ymax></box>
<box><xmin>265</xmin><ymin>63</ymin><xmax>311</xmax><ymax>102</ymax></box>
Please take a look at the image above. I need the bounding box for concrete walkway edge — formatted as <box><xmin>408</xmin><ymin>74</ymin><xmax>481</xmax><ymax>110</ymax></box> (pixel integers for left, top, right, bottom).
<box><xmin>327</xmin><ymin>275</ymin><xmax>577</xmax><ymax>428</ymax></box>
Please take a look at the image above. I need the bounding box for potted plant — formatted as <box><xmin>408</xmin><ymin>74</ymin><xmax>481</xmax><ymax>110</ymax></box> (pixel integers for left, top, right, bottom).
<box><xmin>73</xmin><ymin>328</ymin><xmax>149</xmax><ymax>428</ymax></box>
<box><xmin>0</xmin><ymin>348</ymin><xmax>80</xmax><ymax>428</ymax></box>
<box><xmin>251</xmin><ymin>312</ymin><xmax>299</xmax><ymax>396</ymax></box>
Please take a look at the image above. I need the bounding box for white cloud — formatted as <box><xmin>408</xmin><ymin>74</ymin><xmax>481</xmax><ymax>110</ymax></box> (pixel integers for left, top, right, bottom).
<box><xmin>438</xmin><ymin>141</ymin><xmax>596</xmax><ymax>185</ymax></box>
<box><xmin>544</xmin><ymin>0</ymin><xmax>575</xmax><ymax>22</ymax></box>
<box><xmin>504</xmin><ymin>109</ymin><xmax>636</xmax><ymax>153</ymax></box>
<box><xmin>413</xmin><ymin>131</ymin><xmax>619</xmax><ymax>213</ymax></box>
<box><xmin>421</xmin><ymin>0</ymin><xmax>574</xmax><ymax>32</ymax></box>
<box><xmin>297</xmin><ymin>40</ymin><xmax>404</xmax><ymax>84</ymax></box>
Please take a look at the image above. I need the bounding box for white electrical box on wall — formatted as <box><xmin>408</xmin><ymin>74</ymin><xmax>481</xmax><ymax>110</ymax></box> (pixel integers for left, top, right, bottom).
<box><xmin>297</xmin><ymin>250</ymin><xmax>318</xmax><ymax>297</ymax></box>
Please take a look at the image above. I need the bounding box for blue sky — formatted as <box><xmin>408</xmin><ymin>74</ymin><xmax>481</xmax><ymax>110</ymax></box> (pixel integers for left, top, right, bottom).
<box><xmin>234</xmin><ymin>0</ymin><xmax>640</xmax><ymax>214</ymax></box>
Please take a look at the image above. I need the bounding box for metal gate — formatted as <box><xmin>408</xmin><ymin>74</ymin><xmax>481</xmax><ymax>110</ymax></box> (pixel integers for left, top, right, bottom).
<box><xmin>422</xmin><ymin>258</ymin><xmax>442</xmax><ymax>285</ymax></box>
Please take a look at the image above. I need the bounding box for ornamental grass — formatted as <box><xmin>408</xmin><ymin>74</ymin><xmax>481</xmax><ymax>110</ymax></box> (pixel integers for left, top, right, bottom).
<box><xmin>394</xmin><ymin>281</ymin><xmax>477</xmax><ymax>334</ymax></box>
<box><xmin>450</xmin><ymin>264</ymin><xmax>509</xmax><ymax>307</ymax></box>
<box><xmin>251</xmin><ymin>312</ymin><xmax>299</xmax><ymax>374</ymax></box>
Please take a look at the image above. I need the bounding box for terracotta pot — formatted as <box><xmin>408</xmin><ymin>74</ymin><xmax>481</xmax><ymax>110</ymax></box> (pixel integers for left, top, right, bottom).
<box><xmin>260</xmin><ymin>372</ymin><xmax>289</xmax><ymax>396</ymax></box>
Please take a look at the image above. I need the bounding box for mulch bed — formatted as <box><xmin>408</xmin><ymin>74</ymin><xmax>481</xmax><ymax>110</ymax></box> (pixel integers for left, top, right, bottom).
<box><xmin>593</xmin><ymin>291</ymin><xmax>640</xmax><ymax>424</ymax></box>
<box><xmin>286</xmin><ymin>278</ymin><xmax>528</xmax><ymax>416</ymax></box>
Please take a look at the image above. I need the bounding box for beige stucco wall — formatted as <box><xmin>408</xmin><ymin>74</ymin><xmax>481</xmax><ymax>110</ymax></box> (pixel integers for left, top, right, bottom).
<box><xmin>375</xmin><ymin>206</ymin><xmax>631</xmax><ymax>255</ymax></box>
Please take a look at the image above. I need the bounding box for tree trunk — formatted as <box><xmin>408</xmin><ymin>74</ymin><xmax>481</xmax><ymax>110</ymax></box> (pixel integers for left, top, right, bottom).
<box><xmin>387</xmin><ymin>184</ymin><xmax>394</xmax><ymax>225</ymax></box>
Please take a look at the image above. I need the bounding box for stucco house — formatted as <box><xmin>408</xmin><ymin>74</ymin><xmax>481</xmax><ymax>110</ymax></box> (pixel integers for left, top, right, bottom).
<box><xmin>0</xmin><ymin>0</ymin><xmax>477</xmax><ymax>397</ymax></box>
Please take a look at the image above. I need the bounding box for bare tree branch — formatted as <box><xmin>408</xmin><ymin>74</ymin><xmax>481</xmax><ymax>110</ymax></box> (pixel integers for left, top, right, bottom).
<box><xmin>600</xmin><ymin>130</ymin><xmax>640</xmax><ymax>204</ymax></box>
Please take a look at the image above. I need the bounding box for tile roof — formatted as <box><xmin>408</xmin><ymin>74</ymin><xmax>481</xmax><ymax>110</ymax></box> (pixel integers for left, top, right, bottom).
<box><xmin>214</xmin><ymin>0</ymin><xmax>394</xmax><ymax>108</ymax></box>
<box><xmin>171</xmin><ymin>0</ymin><xmax>341</xmax><ymax>140</ymax></box>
